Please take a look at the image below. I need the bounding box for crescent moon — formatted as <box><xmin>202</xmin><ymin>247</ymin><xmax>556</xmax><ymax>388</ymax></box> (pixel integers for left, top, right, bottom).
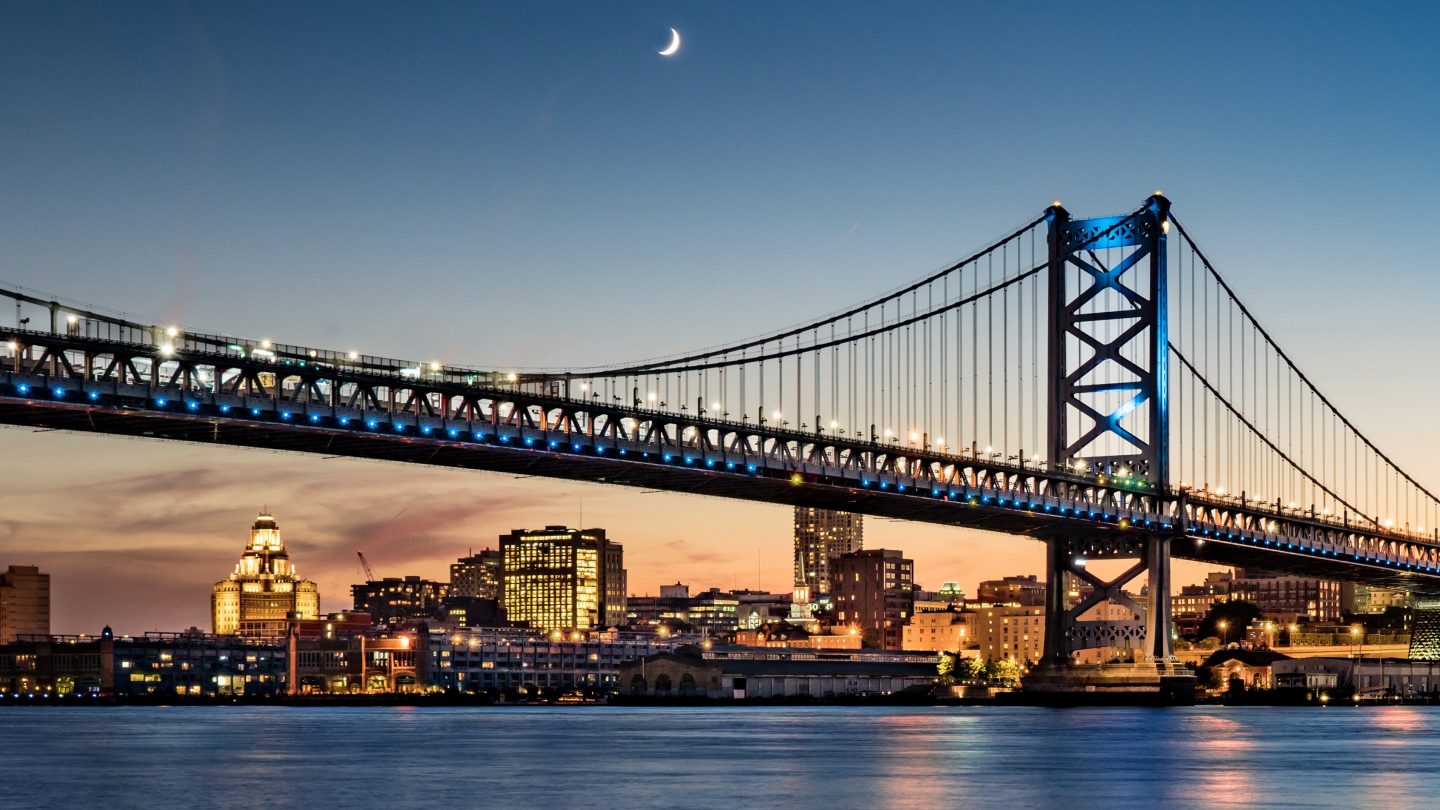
<box><xmin>658</xmin><ymin>28</ymin><xmax>681</xmax><ymax>56</ymax></box>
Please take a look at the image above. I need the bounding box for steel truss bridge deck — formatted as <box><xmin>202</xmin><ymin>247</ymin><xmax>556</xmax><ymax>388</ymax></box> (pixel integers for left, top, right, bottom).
<box><xmin>4</xmin><ymin>327</ymin><xmax>1438</xmax><ymax>593</ymax></box>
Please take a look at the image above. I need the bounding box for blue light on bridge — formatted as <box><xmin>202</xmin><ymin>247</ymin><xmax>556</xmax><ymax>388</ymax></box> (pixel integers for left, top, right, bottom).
<box><xmin>547</xmin><ymin>439</ymin><xmax>555</xmax><ymax>448</ymax></box>
<box><xmin>705</xmin><ymin>459</ymin><xmax>715</xmax><ymax>468</ymax></box>
<box><xmin>572</xmin><ymin>443</ymin><xmax>581</xmax><ymax>452</ymax></box>
<box><xmin>596</xmin><ymin>446</ymin><xmax>606</xmax><ymax>454</ymax></box>
<box><xmin>16</xmin><ymin>384</ymin><xmax>29</xmax><ymax>395</ymax></box>
<box><xmin>499</xmin><ymin>435</ymin><xmax>509</xmax><ymax>443</ymax></box>
<box><xmin>523</xmin><ymin>437</ymin><xmax>533</xmax><ymax>446</ymax></box>
<box><xmin>422</xmin><ymin>426</ymin><xmax>433</xmax><ymax>436</ymax></box>
<box><xmin>449</xmin><ymin>429</ymin><xmax>460</xmax><ymax>439</ymax></box>
<box><xmin>725</xmin><ymin>461</ymin><xmax>735</xmax><ymax>470</ymax></box>
<box><xmin>746</xmin><ymin>464</ymin><xmax>756</xmax><ymax>473</ymax></box>
<box><xmin>155</xmin><ymin>398</ymin><xmax>167</xmax><ymax>407</ymax></box>
<box><xmin>220</xmin><ymin>405</ymin><xmax>231</xmax><ymax>413</ymax></box>
<box><xmin>251</xmin><ymin>408</ymin><xmax>261</xmax><ymax>417</ymax></box>
<box><xmin>186</xmin><ymin>401</ymin><xmax>199</xmax><ymax>411</ymax></box>
<box><xmin>366</xmin><ymin>419</ymin><xmax>378</xmax><ymax>429</ymax></box>
<box><xmin>473</xmin><ymin>432</ymin><xmax>483</xmax><ymax>440</ymax></box>
<box><xmin>663</xmin><ymin>453</ymin><xmax>672</xmax><ymax>462</ymax></box>
<box><xmin>394</xmin><ymin>424</ymin><xmax>405</xmax><ymax>433</ymax></box>
<box><xmin>338</xmin><ymin>416</ymin><xmax>348</xmax><ymax>426</ymax></box>
<box><xmin>311</xmin><ymin>414</ymin><xmax>321</xmax><ymax>424</ymax></box>
<box><xmin>88</xmin><ymin>391</ymin><xmax>99</xmax><ymax>401</ymax></box>
<box><xmin>280</xmin><ymin>411</ymin><xmax>291</xmax><ymax>420</ymax></box>
<box><xmin>51</xmin><ymin>387</ymin><xmax>63</xmax><ymax>398</ymax></box>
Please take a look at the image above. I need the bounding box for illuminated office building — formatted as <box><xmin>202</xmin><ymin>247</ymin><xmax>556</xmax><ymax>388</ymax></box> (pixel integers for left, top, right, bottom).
<box><xmin>500</xmin><ymin>526</ymin><xmax>625</xmax><ymax>631</ymax></box>
<box><xmin>211</xmin><ymin>512</ymin><xmax>320</xmax><ymax>637</ymax></box>
<box><xmin>794</xmin><ymin>508</ymin><xmax>863</xmax><ymax>600</ymax></box>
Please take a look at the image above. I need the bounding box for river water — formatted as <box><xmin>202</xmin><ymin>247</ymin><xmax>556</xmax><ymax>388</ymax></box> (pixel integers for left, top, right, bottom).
<box><xmin>3</xmin><ymin>705</ymin><xmax>1435</xmax><ymax>808</ymax></box>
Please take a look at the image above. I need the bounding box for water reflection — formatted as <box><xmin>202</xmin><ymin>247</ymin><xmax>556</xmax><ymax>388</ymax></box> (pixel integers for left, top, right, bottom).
<box><xmin>5</xmin><ymin>705</ymin><xmax>1440</xmax><ymax>809</ymax></box>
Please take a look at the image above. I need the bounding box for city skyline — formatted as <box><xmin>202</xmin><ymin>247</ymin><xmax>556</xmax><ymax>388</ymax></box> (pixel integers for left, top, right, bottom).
<box><xmin>4</xmin><ymin>5</ymin><xmax>1440</xmax><ymax>638</ymax></box>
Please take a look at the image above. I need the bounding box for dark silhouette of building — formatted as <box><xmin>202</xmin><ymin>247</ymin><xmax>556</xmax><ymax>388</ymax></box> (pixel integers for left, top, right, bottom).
<box><xmin>830</xmin><ymin>549</ymin><xmax>914</xmax><ymax>649</ymax></box>
<box><xmin>351</xmin><ymin>576</ymin><xmax>449</xmax><ymax>627</ymax></box>
<box><xmin>0</xmin><ymin>564</ymin><xmax>49</xmax><ymax>643</ymax></box>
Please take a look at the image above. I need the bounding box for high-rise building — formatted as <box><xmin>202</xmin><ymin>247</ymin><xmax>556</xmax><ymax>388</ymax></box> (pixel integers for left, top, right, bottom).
<box><xmin>829</xmin><ymin>549</ymin><xmax>914</xmax><ymax>649</ymax></box>
<box><xmin>500</xmin><ymin>526</ymin><xmax>625</xmax><ymax>632</ymax></box>
<box><xmin>604</xmin><ymin>541</ymin><xmax>627</xmax><ymax>628</ymax></box>
<box><xmin>351</xmin><ymin>576</ymin><xmax>450</xmax><ymax>627</ymax></box>
<box><xmin>450</xmin><ymin>549</ymin><xmax>502</xmax><ymax>599</ymax></box>
<box><xmin>793</xmin><ymin>507</ymin><xmax>863</xmax><ymax>599</ymax></box>
<box><xmin>0</xmin><ymin>565</ymin><xmax>50</xmax><ymax>642</ymax></box>
<box><xmin>211</xmin><ymin>513</ymin><xmax>320</xmax><ymax>637</ymax></box>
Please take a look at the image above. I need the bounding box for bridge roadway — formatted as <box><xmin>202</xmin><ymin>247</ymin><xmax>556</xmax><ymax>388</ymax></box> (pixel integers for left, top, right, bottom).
<box><xmin>3</xmin><ymin>326</ymin><xmax>1438</xmax><ymax>593</ymax></box>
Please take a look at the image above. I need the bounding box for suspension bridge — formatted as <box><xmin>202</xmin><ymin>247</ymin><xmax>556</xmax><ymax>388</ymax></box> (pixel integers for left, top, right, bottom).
<box><xmin>5</xmin><ymin>193</ymin><xmax>1437</xmax><ymax>698</ymax></box>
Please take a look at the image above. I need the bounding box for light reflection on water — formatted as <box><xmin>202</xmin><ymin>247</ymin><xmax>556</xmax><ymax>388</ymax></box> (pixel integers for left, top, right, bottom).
<box><xmin>4</xmin><ymin>705</ymin><xmax>1439</xmax><ymax>809</ymax></box>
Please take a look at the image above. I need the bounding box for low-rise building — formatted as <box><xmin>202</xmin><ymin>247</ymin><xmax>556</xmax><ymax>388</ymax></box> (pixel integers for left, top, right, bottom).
<box><xmin>1200</xmin><ymin>648</ymin><xmax>1292</xmax><ymax>691</ymax></box>
<box><xmin>619</xmin><ymin>646</ymin><xmax>940</xmax><ymax>699</ymax></box>
<box><xmin>902</xmin><ymin>608</ymin><xmax>975</xmax><ymax>653</ymax></box>
<box><xmin>0</xmin><ymin>628</ymin><xmax>287</xmax><ymax>697</ymax></box>
<box><xmin>1273</xmin><ymin>657</ymin><xmax>1440</xmax><ymax>698</ymax></box>
<box><xmin>733</xmin><ymin>622</ymin><xmax>863</xmax><ymax>650</ymax></box>
<box><xmin>432</xmin><ymin>626</ymin><xmax>689</xmax><ymax>694</ymax></box>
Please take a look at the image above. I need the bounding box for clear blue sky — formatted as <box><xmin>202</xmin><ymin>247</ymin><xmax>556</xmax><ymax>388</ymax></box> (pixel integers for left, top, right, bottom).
<box><xmin>2</xmin><ymin>2</ymin><xmax>1438</xmax><ymax>632</ymax></box>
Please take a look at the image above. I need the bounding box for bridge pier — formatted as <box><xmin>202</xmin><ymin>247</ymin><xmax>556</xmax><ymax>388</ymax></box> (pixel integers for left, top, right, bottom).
<box><xmin>1022</xmin><ymin>535</ymin><xmax>1195</xmax><ymax>705</ymax></box>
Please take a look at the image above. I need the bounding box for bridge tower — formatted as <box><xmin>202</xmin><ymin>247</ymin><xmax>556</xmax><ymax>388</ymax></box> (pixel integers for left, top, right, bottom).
<box><xmin>1026</xmin><ymin>194</ymin><xmax>1193</xmax><ymax>701</ymax></box>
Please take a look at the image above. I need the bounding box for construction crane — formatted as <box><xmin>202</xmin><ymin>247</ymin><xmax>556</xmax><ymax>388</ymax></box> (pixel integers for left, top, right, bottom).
<box><xmin>356</xmin><ymin>551</ymin><xmax>376</xmax><ymax>582</ymax></box>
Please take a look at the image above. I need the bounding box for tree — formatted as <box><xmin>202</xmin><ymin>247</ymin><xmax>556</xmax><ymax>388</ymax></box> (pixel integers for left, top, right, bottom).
<box><xmin>937</xmin><ymin>653</ymin><xmax>956</xmax><ymax>686</ymax></box>
<box><xmin>1195</xmin><ymin>600</ymin><xmax>1262</xmax><ymax>645</ymax></box>
<box><xmin>957</xmin><ymin>657</ymin><xmax>987</xmax><ymax>683</ymax></box>
<box><xmin>986</xmin><ymin>658</ymin><xmax>1023</xmax><ymax>686</ymax></box>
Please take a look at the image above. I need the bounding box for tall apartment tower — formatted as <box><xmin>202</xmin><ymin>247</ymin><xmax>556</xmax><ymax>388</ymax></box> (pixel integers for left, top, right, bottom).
<box><xmin>0</xmin><ymin>565</ymin><xmax>50</xmax><ymax>642</ymax></box>
<box><xmin>500</xmin><ymin>526</ymin><xmax>625</xmax><ymax>631</ymax></box>
<box><xmin>211</xmin><ymin>512</ymin><xmax>320</xmax><ymax>637</ymax></box>
<box><xmin>793</xmin><ymin>508</ymin><xmax>863</xmax><ymax>599</ymax></box>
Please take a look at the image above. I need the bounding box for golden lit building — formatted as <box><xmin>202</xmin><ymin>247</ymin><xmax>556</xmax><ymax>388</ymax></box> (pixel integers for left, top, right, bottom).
<box><xmin>500</xmin><ymin>526</ymin><xmax>625</xmax><ymax>632</ymax></box>
<box><xmin>903</xmin><ymin>608</ymin><xmax>977</xmax><ymax>653</ymax></box>
<box><xmin>971</xmin><ymin>604</ymin><xmax>1045</xmax><ymax>663</ymax></box>
<box><xmin>212</xmin><ymin>512</ymin><xmax>320</xmax><ymax>637</ymax></box>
